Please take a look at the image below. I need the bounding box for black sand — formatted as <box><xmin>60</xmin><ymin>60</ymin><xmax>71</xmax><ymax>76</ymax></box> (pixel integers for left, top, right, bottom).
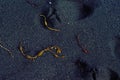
<box><xmin>0</xmin><ymin>0</ymin><xmax>120</xmax><ymax>80</ymax></box>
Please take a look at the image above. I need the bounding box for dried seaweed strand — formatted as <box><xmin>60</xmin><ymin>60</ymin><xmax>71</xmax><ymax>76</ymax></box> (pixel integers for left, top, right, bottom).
<box><xmin>40</xmin><ymin>14</ymin><xmax>60</xmax><ymax>32</ymax></box>
<box><xmin>18</xmin><ymin>42</ymin><xmax>64</xmax><ymax>61</ymax></box>
<box><xmin>76</xmin><ymin>34</ymin><xmax>89</xmax><ymax>54</ymax></box>
<box><xmin>0</xmin><ymin>43</ymin><xmax>13</xmax><ymax>57</ymax></box>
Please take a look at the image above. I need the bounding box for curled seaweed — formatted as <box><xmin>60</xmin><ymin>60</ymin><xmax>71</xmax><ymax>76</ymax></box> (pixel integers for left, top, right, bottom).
<box><xmin>18</xmin><ymin>42</ymin><xmax>64</xmax><ymax>61</ymax></box>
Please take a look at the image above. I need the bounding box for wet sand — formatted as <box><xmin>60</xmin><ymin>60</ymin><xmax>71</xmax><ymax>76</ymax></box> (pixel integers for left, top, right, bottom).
<box><xmin>0</xmin><ymin>0</ymin><xmax>120</xmax><ymax>80</ymax></box>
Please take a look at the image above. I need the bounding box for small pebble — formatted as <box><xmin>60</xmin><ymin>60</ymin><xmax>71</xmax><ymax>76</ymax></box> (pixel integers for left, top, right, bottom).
<box><xmin>49</xmin><ymin>2</ymin><xmax>52</xmax><ymax>5</ymax></box>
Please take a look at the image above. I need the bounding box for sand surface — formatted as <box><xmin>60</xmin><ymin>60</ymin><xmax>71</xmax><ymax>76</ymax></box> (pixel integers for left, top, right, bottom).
<box><xmin>0</xmin><ymin>0</ymin><xmax>120</xmax><ymax>80</ymax></box>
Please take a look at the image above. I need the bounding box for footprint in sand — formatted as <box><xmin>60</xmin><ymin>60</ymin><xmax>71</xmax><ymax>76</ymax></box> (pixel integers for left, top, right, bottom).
<box><xmin>67</xmin><ymin>0</ymin><xmax>102</xmax><ymax>20</ymax></box>
<box><xmin>39</xmin><ymin>0</ymin><xmax>102</xmax><ymax>24</ymax></box>
<box><xmin>109</xmin><ymin>69</ymin><xmax>120</xmax><ymax>80</ymax></box>
<box><xmin>109</xmin><ymin>36</ymin><xmax>120</xmax><ymax>61</ymax></box>
<box><xmin>75</xmin><ymin>59</ymin><xmax>120</xmax><ymax>80</ymax></box>
<box><xmin>114</xmin><ymin>36</ymin><xmax>120</xmax><ymax>60</ymax></box>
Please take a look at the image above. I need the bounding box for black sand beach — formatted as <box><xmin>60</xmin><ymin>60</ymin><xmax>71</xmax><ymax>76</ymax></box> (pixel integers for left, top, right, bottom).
<box><xmin>0</xmin><ymin>0</ymin><xmax>120</xmax><ymax>80</ymax></box>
